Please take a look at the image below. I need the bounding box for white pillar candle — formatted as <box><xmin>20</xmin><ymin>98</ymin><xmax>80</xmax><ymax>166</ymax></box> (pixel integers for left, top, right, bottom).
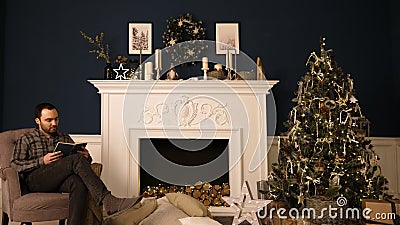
<box><xmin>228</xmin><ymin>50</ymin><xmax>233</xmax><ymax>69</ymax></box>
<box><xmin>202</xmin><ymin>57</ymin><xmax>208</xmax><ymax>70</ymax></box>
<box><xmin>159</xmin><ymin>49</ymin><xmax>162</xmax><ymax>70</ymax></box>
<box><xmin>155</xmin><ymin>49</ymin><xmax>161</xmax><ymax>69</ymax></box>
<box><xmin>145</xmin><ymin>62</ymin><xmax>153</xmax><ymax>80</ymax></box>
<box><xmin>225</xmin><ymin>51</ymin><xmax>230</xmax><ymax>69</ymax></box>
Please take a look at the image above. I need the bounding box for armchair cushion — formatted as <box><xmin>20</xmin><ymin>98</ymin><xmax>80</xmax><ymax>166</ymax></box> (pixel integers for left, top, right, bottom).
<box><xmin>13</xmin><ymin>193</ymin><xmax>69</xmax><ymax>210</ymax></box>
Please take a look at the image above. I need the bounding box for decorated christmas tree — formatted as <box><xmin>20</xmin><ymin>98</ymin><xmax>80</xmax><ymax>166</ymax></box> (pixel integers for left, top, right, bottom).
<box><xmin>267</xmin><ymin>37</ymin><xmax>390</xmax><ymax>209</ymax></box>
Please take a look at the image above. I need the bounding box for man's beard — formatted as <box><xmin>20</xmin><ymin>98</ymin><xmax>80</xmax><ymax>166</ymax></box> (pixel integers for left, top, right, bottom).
<box><xmin>42</xmin><ymin>126</ymin><xmax>58</xmax><ymax>136</ymax></box>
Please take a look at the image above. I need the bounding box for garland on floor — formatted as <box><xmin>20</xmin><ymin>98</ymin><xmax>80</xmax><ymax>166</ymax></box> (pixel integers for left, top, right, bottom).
<box><xmin>142</xmin><ymin>182</ymin><xmax>230</xmax><ymax>207</ymax></box>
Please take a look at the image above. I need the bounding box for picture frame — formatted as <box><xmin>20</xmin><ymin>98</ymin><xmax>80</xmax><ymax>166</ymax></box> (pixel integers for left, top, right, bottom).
<box><xmin>215</xmin><ymin>23</ymin><xmax>239</xmax><ymax>54</ymax></box>
<box><xmin>128</xmin><ymin>23</ymin><xmax>152</xmax><ymax>54</ymax></box>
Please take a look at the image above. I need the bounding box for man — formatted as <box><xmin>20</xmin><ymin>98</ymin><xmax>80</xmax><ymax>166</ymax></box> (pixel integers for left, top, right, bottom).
<box><xmin>11</xmin><ymin>103</ymin><xmax>141</xmax><ymax>225</ymax></box>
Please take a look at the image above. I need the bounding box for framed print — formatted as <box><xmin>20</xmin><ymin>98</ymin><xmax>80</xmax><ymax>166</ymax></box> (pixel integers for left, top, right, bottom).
<box><xmin>128</xmin><ymin>23</ymin><xmax>152</xmax><ymax>54</ymax></box>
<box><xmin>215</xmin><ymin>23</ymin><xmax>239</xmax><ymax>54</ymax></box>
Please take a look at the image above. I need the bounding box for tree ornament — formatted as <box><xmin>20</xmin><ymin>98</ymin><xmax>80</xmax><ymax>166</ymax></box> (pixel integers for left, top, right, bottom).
<box><xmin>314</xmin><ymin>159</ymin><xmax>324</xmax><ymax>172</ymax></box>
<box><xmin>297</xmin><ymin>191</ymin><xmax>305</xmax><ymax>205</ymax></box>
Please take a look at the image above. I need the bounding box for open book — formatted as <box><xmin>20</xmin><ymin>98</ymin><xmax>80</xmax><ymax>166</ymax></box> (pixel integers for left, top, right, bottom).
<box><xmin>54</xmin><ymin>142</ymin><xmax>87</xmax><ymax>157</ymax></box>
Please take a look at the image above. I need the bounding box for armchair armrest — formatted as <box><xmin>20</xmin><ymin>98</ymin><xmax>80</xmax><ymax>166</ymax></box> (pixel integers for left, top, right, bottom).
<box><xmin>90</xmin><ymin>163</ymin><xmax>102</xmax><ymax>177</ymax></box>
<box><xmin>0</xmin><ymin>167</ymin><xmax>22</xmax><ymax>214</ymax></box>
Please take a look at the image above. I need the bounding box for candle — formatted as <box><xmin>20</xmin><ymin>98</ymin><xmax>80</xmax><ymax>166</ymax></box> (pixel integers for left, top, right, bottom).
<box><xmin>158</xmin><ymin>49</ymin><xmax>162</xmax><ymax>70</ymax></box>
<box><xmin>228</xmin><ymin>50</ymin><xmax>233</xmax><ymax>69</ymax></box>
<box><xmin>225</xmin><ymin>51</ymin><xmax>230</xmax><ymax>69</ymax></box>
<box><xmin>145</xmin><ymin>62</ymin><xmax>153</xmax><ymax>80</ymax></box>
<box><xmin>202</xmin><ymin>57</ymin><xmax>208</xmax><ymax>70</ymax></box>
<box><xmin>155</xmin><ymin>49</ymin><xmax>160</xmax><ymax>69</ymax></box>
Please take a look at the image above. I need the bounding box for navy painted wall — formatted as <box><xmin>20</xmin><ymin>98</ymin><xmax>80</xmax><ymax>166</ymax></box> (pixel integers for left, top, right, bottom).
<box><xmin>1</xmin><ymin>0</ymin><xmax>399</xmax><ymax>136</ymax></box>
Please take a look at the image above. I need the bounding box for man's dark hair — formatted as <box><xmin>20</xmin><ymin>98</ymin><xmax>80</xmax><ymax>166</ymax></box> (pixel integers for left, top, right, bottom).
<box><xmin>34</xmin><ymin>102</ymin><xmax>57</xmax><ymax>119</ymax></box>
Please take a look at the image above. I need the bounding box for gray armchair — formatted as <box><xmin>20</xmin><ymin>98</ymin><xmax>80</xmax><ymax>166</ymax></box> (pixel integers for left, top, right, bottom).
<box><xmin>0</xmin><ymin>128</ymin><xmax>103</xmax><ymax>225</ymax></box>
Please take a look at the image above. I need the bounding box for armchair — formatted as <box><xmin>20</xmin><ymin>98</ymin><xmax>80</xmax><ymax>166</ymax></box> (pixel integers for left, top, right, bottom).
<box><xmin>0</xmin><ymin>128</ymin><xmax>102</xmax><ymax>225</ymax></box>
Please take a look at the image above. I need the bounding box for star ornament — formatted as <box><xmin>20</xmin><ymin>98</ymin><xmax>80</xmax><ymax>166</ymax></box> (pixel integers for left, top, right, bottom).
<box><xmin>349</xmin><ymin>95</ymin><xmax>358</xmax><ymax>104</ymax></box>
<box><xmin>222</xmin><ymin>182</ymin><xmax>271</xmax><ymax>225</ymax></box>
<box><xmin>113</xmin><ymin>63</ymin><xmax>129</xmax><ymax>80</ymax></box>
<box><xmin>169</xmin><ymin>39</ymin><xmax>176</xmax><ymax>45</ymax></box>
<box><xmin>187</xmin><ymin>49</ymin><xmax>195</xmax><ymax>56</ymax></box>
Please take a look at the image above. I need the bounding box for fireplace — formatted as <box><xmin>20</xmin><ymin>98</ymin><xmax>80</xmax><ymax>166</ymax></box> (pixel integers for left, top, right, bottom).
<box><xmin>129</xmin><ymin>128</ymin><xmax>243</xmax><ymax>199</ymax></box>
<box><xmin>139</xmin><ymin>138</ymin><xmax>229</xmax><ymax>192</ymax></box>
<box><xmin>89</xmin><ymin>79</ymin><xmax>278</xmax><ymax>215</ymax></box>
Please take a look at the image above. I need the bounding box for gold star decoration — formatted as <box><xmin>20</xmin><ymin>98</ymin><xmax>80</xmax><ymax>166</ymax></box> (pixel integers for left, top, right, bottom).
<box><xmin>178</xmin><ymin>19</ymin><xmax>183</xmax><ymax>27</ymax></box>
<box><xmin>187</xmin><ymin>49</ymin><xmax>195</xmax><ymax>56</ymax></box>
<box><xmin>193</xmin><ymin>27</ymin><xmax>199</xmax><ymax>34</ymax></box>
<box><xmin>113</xmin><ymin>63</ymin><xmax>129</xmax><ymax>80</ymax></box>
<box><xmin>222</xmin><ymin>181</ymin><xmax>271</xmax><ymax>225</ymax></box>
<box><xmin>169</xmin><ymin>39</ymin><xmax>176</xmax><ymax>45</ymax></box>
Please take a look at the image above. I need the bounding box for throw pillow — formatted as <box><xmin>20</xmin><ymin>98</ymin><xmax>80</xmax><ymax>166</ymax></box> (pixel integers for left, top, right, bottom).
<box><xmin>104</xmin><ymin>198</ymin><xmax>156</xmax><ymax>225</ymax></box>
<box><xmin>138</xmin><ymin>201</ymin><xmax>188</xmax><ymax>225</ymax></box>
<box><xmin>166</xmin><ymin>193</ymin><xmax>208</xmax><ymax>217</ymax></box>
<box><xmin>179</xmin><ymin>217</ymin><xmax>223</xmax><ymax>225</ymax></box>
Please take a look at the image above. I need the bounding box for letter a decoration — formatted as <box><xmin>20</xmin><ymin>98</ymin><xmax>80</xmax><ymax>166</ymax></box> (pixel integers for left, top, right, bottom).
<box><xmin>222</xmin><ymin>181</ymin><xmax>272</xmax><ymax>225</ymax></box>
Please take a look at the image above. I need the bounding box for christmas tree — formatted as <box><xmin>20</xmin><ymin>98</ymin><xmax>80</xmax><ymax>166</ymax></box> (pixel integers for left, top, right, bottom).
<box><xmin>267</xmin><ymin>37</ymin><xmax>390</xmax><ymax>209</ymax></box>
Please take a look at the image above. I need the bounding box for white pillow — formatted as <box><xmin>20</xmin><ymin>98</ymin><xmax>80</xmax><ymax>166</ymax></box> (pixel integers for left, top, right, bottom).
<box><xmin>179</xmin><ymin>217</ymin><xmax>222</xmax><ymax>225</ymax></box>
<box><xmin>166</xmin><ymin>193</ymin><xmax>209</xmax><ymax>217</ymax></box>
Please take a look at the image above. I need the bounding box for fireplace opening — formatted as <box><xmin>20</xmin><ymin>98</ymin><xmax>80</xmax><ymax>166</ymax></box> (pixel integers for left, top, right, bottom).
<box><xmin>139</xmin><ymin>138</ymin><xmax>229</xmax><ymax>193</ymax></box>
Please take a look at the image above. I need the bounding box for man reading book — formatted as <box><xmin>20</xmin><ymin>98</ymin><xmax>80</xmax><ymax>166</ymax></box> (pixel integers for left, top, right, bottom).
<box><xmin>11</xmin><ymin>103</ymin><xmax>141</xmax><ymax>225</ymax></box>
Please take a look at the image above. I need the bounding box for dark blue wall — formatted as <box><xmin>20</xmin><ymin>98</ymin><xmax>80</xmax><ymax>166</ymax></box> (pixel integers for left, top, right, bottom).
<box><xmin>1</xmin><ymin>0</ymin><xmax>399</xmax><ymax>136</ymax></box>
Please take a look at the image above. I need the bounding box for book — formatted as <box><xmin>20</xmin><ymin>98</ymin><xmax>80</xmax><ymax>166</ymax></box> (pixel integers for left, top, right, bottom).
<box><xmin>54</xmin><ymin>142</ymin><xmax>87</xmax><ymax>156</ymax></box>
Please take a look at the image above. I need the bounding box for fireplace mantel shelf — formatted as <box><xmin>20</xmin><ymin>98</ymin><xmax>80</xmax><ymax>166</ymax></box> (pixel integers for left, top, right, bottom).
<box><xmin>88</xmin><ymin>79</ymin><xmax>279</xmax><ymax>94</ymax></box>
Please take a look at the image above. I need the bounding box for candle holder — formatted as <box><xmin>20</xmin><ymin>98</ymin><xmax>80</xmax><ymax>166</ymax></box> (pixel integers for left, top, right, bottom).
<box><xmin>202</xmin><ymin>67</ymin><xmax>209</xmax><ymax>80</ymax></box>
<box><xmin>226</xmin><ymin>67</ymin><xmax>232</xmax><ymax>80</ymax></box>
<box><xmin>155</xmin><ymin>68</ymin><xmax>161</xmax><ymax>80</ymax></box>
<box><xmin>138</xmin><ymin>64</ymin><xmax>143</xmax><ymax>80</ymax></box>
<box><xmin>155</xmin><ymin>49</ymin><xmax>162</xmax><ymax>80</ymax></box>
<box><xmin>139</xmin><ymin>48</ymin><xmax>143</xmax><ymax>80</ymax></box>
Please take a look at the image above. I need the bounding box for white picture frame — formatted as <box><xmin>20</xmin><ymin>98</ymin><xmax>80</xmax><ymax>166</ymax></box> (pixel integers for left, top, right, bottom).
<box><xmin>215</xmin><ymin>23</ymin><xmax>239</xmax><ymax>54</ymax></box>
<box><xmin>128</xmin><ymin>23</ymin><xmax>152</xmax><ymax>55</ymax></box>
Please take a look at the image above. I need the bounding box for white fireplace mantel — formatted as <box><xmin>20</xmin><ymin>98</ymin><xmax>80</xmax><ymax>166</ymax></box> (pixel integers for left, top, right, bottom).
<box><xmin>90</xmin><ymin>79</ymin><xmax>277</xmax><ymax>94</ymax></box>
<box><xmin>89</xmin><ymin>79</ymin><xmax>278</xmax><ymax>208</ymax></box>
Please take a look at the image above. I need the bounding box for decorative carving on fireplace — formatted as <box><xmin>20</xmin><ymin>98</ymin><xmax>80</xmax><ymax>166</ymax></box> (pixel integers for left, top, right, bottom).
<box><xmin>141</xmin><ymin>95</ymin><xmax>230</xmax><ymax>127</ymax></box>
<box><xmin>177</xmin><ymin>96</ymin><xmax>229</xmax><ymax>127</ymax></box>
<box><xmin>143</xmin><ymin>103</ymin><xmax>168</xmax><ymax>124</ymax></box>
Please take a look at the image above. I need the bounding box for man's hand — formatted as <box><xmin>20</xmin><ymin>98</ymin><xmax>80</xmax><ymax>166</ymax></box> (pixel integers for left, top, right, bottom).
<box><xmin>44</xmin><ymin>151</ymin><xmax>63</xmax><ymax>165</ymax></box>
<box><xmin>77</xmin><ymin>147</ymin><xmax>90</xmax><ymax>158</ymax></box>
